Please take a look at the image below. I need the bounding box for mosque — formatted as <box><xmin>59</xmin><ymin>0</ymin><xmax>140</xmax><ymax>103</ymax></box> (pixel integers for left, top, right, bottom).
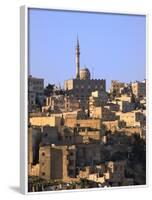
<box><xmin>64</xmin><ymin>37</ymin><xmax>106</xmax><ymax>104</ymax></box>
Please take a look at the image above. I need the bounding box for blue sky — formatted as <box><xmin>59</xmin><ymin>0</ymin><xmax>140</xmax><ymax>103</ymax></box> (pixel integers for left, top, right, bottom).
<box><xmin>28</xmin><ymin>8</ymin><xmax>146</xmax><ymax>90</ymax></box>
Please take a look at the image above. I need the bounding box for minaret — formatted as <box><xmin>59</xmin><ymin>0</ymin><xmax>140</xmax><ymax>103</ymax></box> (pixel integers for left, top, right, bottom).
<box><xmin>76</xmin><ymin>36</ymin><xmax>80</xmax><ymax>79</ymax></box>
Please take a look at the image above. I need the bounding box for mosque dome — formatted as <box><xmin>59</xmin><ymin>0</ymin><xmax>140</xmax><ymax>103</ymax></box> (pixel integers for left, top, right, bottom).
<box><xmin>80</xmin><ymin>67</ymin><xmax>91</xmax><ymax>80</ymax></box>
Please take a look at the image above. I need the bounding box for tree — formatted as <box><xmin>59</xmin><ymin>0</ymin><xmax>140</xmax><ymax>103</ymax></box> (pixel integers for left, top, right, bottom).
<box><xmin>44</xmin><ymin>84</ymin><xmax>54</xmax><ymax>97</ymax></box>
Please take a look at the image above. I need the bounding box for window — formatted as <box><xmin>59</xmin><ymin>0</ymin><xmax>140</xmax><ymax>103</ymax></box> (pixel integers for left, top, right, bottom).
<box><xmin>42</xmin><ymin>172</ymin><xmax>45</xmax><ymax>176</ymax></box>
<box><xmin>70</xmin><ymin>152</ymin><xmax>74</xmax><ymax>156</ymax></box>
<box><xmin>42</xmin><ymin>152</ymin><xmax>45</xmax><ymax>156</ymax></box>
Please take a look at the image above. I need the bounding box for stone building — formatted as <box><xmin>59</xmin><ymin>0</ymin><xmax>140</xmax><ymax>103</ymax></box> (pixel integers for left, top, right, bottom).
<box><xmin>65</xmin><ymin>118</ymin><xmax>102</xmax><ymax>130</ymax></box>
<box><xmin>110</xmin><ymin>80</ymin><xmax>126</xmax><ymax>95</ymax></box>
<box><xmin>42</xmin><ymin>95</ymin><xmax>65</xmax><ymax>112</ymax></box>
<box><xmin>104</xmin><ymin>103</ymin><xmax>120</xmax><ymax>112</ymax></box>
<box><xmin>28</xmin><ymin>127</ymin><xmax>41</xmax><ymax>176</ymax></box>
<box><xmin>41</xmin><ymin>126</ymin><xmax>59</xmax><ymax>145</ymax></box>
<box><xmin>118</xmin><ymin>127</ymin><xmax>145</xmax><ymax>138</ymax></box>
<box><xmin>42</xmin><ymin>95</ymin><xmax>80</xmax><ymax>113</ymax></box>
<box><xmin>115</xmin><ymin>94</ymin><xmax>132</xmax><ymax>103</ymax></box>
<box><xmin>116</xmin><ymin>111</ymin><xmax>145</xmax><ymax>127</ymax></box>
<box><xmin>117</xmin><ymin>101</ymin><xmax>135</xmax><ymax>113</ymax></box>
<box><xmin>64</xmin><ymin>95</ymin><xmax>80</xmax><ymax>112</ymax></box>
<box><xmin>39</xmin><ymin>145</ymin><xmax>76</xmax><ymax>180</ymax></box>
<box><xmin>78</xmin><ymin>129</ymin><xmax>101</xmax><ymax>143</ymax></box>
<box><xmin>78</xmin><ymin>165</ymin><xmax>106</xmax><ymax>184</ymax></box>
<box><xmin>30</xmin><ymin>116</ymin><xmax>62</xmax><ymax>128</ymax></box>
<box><xmin>89</xmin><ymin>90</ymin><xmax>108</xmax><ymax>116</ymax></box>
<box><xmin>131</xmin><ymin>80</ymin><xmax>146</xmax><ymax>98</ymax></box>
<box><xmin>28</xmin><ymin>127</ymin><xmax>41</xmax><ymax>166</ymax></box>
<box><xmin>76</xmin><ymin>143</ymin><xmax>102</xmax><ymax>167</ymax></box>
<box><xmin>106</xmin><ymin>160</ymin><xmax>131</xmax><ymax>186</ymax></box>
<box><xmin>91</xmin><ymin>106</ymin><xmax>116</xmax><ymax>121</ymax></box>
<box><xmin>28</xmin><ymin>75</ymin><xmax>44</xmax><ymax>112</ymax></box>
<box><xmin>49</xmin><ymin>110</ymin><xmax>85</xmax><ymax>120</ymax></box>
<box><xmin>102</xmin><ymin>120</ymin><xmax>126</xmax><ymax>132</ymax></box>
<box><xmin>78</xmin><ymin>160</ymin><xmax>134</xmax><ymax>187</ymax></box>
<box><xmin>59</xmin><ymin>126</ymin><xmax>83</xmax><ymax>145</ymax></box>
<box><xmin>64</xmin><ymin>38</ymin><xmax>106</xmax><ymax>109</ymax></box>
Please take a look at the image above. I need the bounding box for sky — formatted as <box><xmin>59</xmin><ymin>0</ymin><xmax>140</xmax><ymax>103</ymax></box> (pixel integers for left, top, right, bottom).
<box><xmin>28</xmin><ymin>8</ymin><xmax>146</xmax><ymax>90</ymax></box>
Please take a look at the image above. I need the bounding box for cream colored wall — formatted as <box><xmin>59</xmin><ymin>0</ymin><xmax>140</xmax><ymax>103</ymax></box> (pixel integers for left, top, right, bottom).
<box><xmin>118</xmin><ymin>112</ymin><xmax>142</xmax><ymax>127</ymax></box>
<box><xmin>65</xmin><ymin>118</ymin><xmax>101</xmax><ymax>129</ymax></box>
<box><xmin>29</xmin><ymin>164</ymin><xmax>40</xmax><ymax>176</ymax></box>
<box><xmin>30</xmin><ymin>116</ymin><xmax>61</xmax><ymax>127</ymax></box>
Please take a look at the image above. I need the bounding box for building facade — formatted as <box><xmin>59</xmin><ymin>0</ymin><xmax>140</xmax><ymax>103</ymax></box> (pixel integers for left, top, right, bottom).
<box><xmin>28</xmin><ymin>75</ymin><xmax>44</xmax><ymax>112</ymax></box>
<box><xmin>131</xmin><ymin>80</ymin><xmax>146</xmax><ymax>98</ymax></box>
<box><xmin>39</xmin><ymin>145</ymin><xmax>76</xmax><ymax>180</ymax></box>
<box><xmin>110</xmin><ymin>80</ymin><xmax>126</xmax><ymax>95</ymax></box>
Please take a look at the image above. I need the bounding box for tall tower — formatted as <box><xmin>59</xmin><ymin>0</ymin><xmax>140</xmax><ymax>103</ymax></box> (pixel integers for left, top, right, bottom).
<box><xmin>76</xmin><ymin>36</ymin><xmax>80</xmax><ymax>79</ymax></box>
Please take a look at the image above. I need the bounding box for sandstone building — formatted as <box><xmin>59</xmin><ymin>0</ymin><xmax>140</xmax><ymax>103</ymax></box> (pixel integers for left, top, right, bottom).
<box><xmin>131</xmin><ymin>80</ymin><xmax>146</xmax><ymax>98</ymax></box>
<box><xmin>28</xmin><ymin>75</ymin><xmax>44</xmax><ymax>112</ymax></box>
<box><xmin>39</xmin><ymin>145</ymin><xmax>76</xmax><ymax>180</ymax></box>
